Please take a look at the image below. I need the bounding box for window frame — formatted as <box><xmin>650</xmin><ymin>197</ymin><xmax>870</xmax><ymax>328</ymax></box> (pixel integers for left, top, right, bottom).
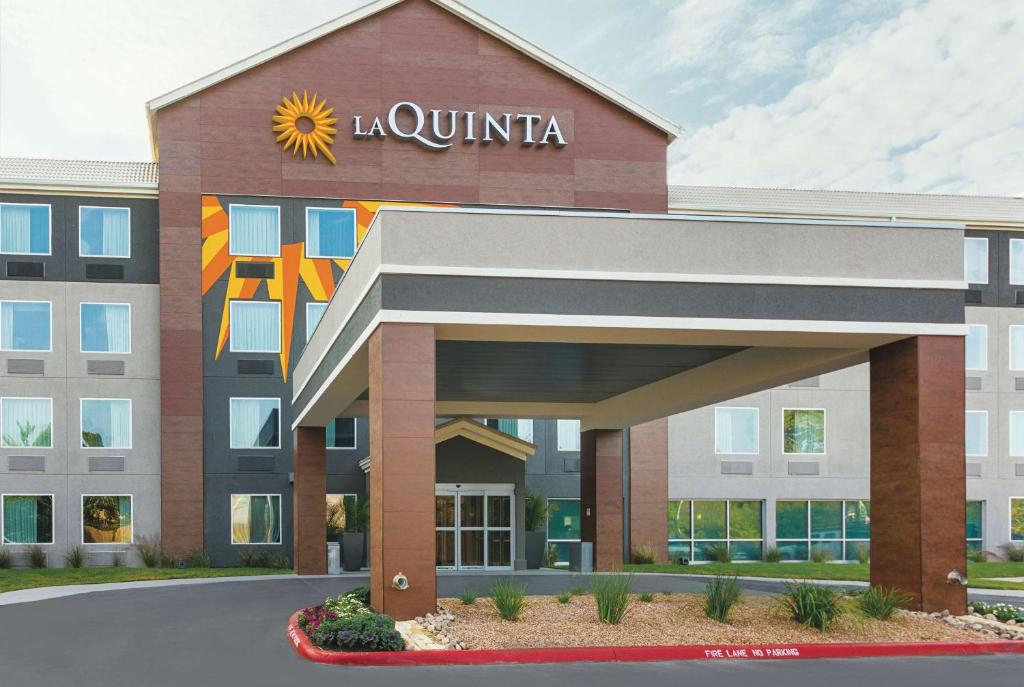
<box><xmin>965</xmin><ymin>410</ymin><xmax>989</xmax><ymax>457</ymax></box>
<box><xmin>0</xmin><ymin>202</ymin><xmax>52</xmax><ymax>256</ymax></box>
<box><xmin>775</xmin><ymin>499</ymin><xmax>870</xmax><ymax>562</ymax></box>
<box><xmin>1011</xmin><ymin>239</ymin><xmax>1024</xmax><ymax>285</ymax></box>
<box><xmin>305</xmin><ymin>301</ymin><xmax>329</xmax><ymax>343</ymax></box>
<box><xmin>545</xmin><ymin>497</ymin><xmax>581</xmax><ymax>567</ymax></box>
<box><xmin>327</xmin><ymin>417</ymin><xmax>357</xmax><ymax>451</ymax></box>
<box><xmin>0</xmin><ymin>300</ymin><xmax>53</xmax><ymax>352</ymax></box>
<box><xmin>667</xmin><ymin>498</ymin><xmax>765</xmax><ymax>562</ymax></box>
<box><xmin>228</xmin><ymin>300</ymin><xmax>282</xmax><ymax>353</ymax></box>
<box><xmin>229</xmin><ymin>397</ymin><xmax>282</xmax><ymax>450</ymax></box>
<box><xmin>713</xmin><ymin>406</ymin><xmax>760</xmax><ymax>455</ymax></box>
<box><xmin>966</xmin><ymin>500</ymin><xmax>984</xmax><ymax>551</ymax></box>
<box><xmin>304</xmin><ymin>206</ymin><xmax>357</xmax><ymax>259</ymax></box>
<box><xmin>781</xmin><ymin>407</ymin><xmax>827</xmax><ymax>456</ymax></box>
<box><xmin>1</xmin><ymin>493</ymin><xmax>55</xmax><ymax>545</ymax></box>
<box><xmin>556</xmin><ymin>419</ymin><xmax>581</xmax><ymax>452</ymax></box>
<box><xmin>78</xmin><ymin>205</ymin><xmax>131</xmax><ymax>259</ymax></box>
<box><xmin>1010</xmin><ymin>325</ymin><xmax>1024</xmax><ymax>371</ymax></box>
<box><xmin>963</xmin><ymin>236</ymin><xmax>989</xmax><ymax>284</ymax></box>
<box><xmin>965</xmin><ymin>324</ymin><xmax>987</xmax><ymax>371</ymax></box>
<box><xmin>79</xmin><ymin>302</ymin><xmax>132</xmax><ymax>354</ymax></box>
<box><xmin>80</xmin><ymin>493</ymin><xmax>134</xmax><ymax>545</ymax></box>
<box><xmin>230</xmin><ymin>493</ymin><xmax>283</xmax><ymax>546</ymax></box>
<box><xmin>79</xmin><ymin>397</ymin><xmax>133</xmax><ymax>450</ymax></box>
<box><xmin>1010</xmin><ymin>497</ymin><xmax>1024</xmax><ymax>542</ymax></box>
<box><xmin>228</xmin><ymin>203</ymin><xmax>281</xmax><ymax>258</ymax></box>
<box><xmin>0</xmin><ymin>396</ymin><xmax>54</xmax><ymax>449</ymax></box>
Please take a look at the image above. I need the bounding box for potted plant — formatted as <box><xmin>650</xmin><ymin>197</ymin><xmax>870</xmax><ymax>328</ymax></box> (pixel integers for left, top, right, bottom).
<box><xmin>342</xmin><ymin>497</ymin><xmax>369</xmax><ymax>572</ymax></box>
<box><xmin>326</xmin><ymin>499</ymin><xmax>344</xmax><ymax>545</ymax></box>
<box><xmin>524</xmin><ymin>492</ymin><xmax>548</xmax><ymax>569</ymax></box>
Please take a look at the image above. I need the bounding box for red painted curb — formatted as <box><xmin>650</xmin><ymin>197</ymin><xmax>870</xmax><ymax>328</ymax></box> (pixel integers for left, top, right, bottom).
<box><xmin>286</xmin><ymin>613</ymin><xmax>1024</xmax><ymax>667</ymax></box>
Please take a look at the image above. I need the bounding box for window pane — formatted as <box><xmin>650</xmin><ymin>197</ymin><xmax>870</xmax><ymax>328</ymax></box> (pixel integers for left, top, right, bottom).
<box><xmin>1012</xmin><ymin>327</ymin><xmax>1024</xmax><ymax>371</ymax></box>
<box><xmin>326</xmin><ymin>417</ymin><xmax>356</xmax><ymax>449</ymax></box>
<box><xmin>965</xmin><ymin>325</ymin><xmax>986</xmax><ymax>370</ymax></box>
<box><xmin>230</xmin><ymin>302</ymin><xmax>281</xmax><ymax>352</ymax></box>
<box><xmin>547</xmin><ymin>499</ymin><xmax>580</xmax><ymax>540</ymax></box>
<box><xmin>1</xmin><ymin>398</ymin><xmax>52</xmax><ymax>448</ymax></box>
<box><xmin>230</xmin><ymin>494</ymin><xmax>281</xmax><ymax>544</ymax></box>
<box><xmin>667</xmin><ymin>499</ymin><xmax>691</xmax><ymax>539</ymax></box>
<box><xmin>668</xmin><ymin>540</ymin><xmax>691</xmax><ymax>562</ymax></box>
<box><xmin>1</xmin><ymin>301</ymin><xmax>50</xmax><ymax>351</ymax></box>
<box><xmin>306</xmin><ymin>208</ymin><xmax>356</xmax><ymax>258</ymax></box>
<box><xmin>460</xmin><ymin>495</ymin><xmax>484</xmax><ymax>528</ymax></box>
<box><xmin>844</xmin><ymin>500</ymin><xmax>870</xmax><ymax>539</ymax></box>
<box><xmin>1011</xmin><ymin>413</ymin><xmax>1024</xmax><ymax>457</ymax></box>
<box><xmin>1012</xmin><ymin>239</ymin><xmax>1024</xmax><ymax>284</ymax></box>
<box><xmin>715</xmin><ymin>407</ymin><xmax>758</xmax><ymax>454</ymax></box>
<box><xmin>516</xmin><ymin>419</ymin><xmax>533</xmax><ymax>443</ymax></box>
<box><xmin>1012</xmin><ymin>499</ymin><xmax>1024</xmax><ymax>541</ymax></box>
<box><xmin>783</xmin><ymin>409</ymin><xmax>825</xmax><ymax>454</ymax></box>
<box><xmin>965</xmin><ymin>411</ymin><xmax>988</xmax><ymax>456</ymax></box>
<box><xmin>2</xmin><ymin>495</ymin><xmax>53</xmax><ymax>544</ymax></box>
<box><xmin>0</xmin><ymin>204</ymin><xmax>49</xmax><ymax>254</ymax></box>
<box><xmin>230</xmin><ymin>205</ymin><xmax>280</xmax><ymax>256</ymax></box>
<box><xmin>693</xmin><ymin>500</ymin><xmax>727</xmax><ymax>539</ymax></box>
<box><xmin>487</xmin><ymin>530</ymin><xmax>511</xmax><ymax>567</ymax></box>
<box><xmin>305</xmin><ymin>302</ymin><xmax>328</xmax><ymax>342</ymax></box>
<box><xmin>810</xmin><ymin>501</ymin><xmax>842</xmax><ymax>539</ymax></box>
<box><xmin>83</xmin><ymin>495</ymin><xmax>132</xmax><ymax>543</ymax></box>
<box><xmin>81</xmin><ymin>399</ymin><xmax>131</xmax><ymax>448</ymax></box>
<box><xmin>811</xmin><ymin>541</ymin><xmax>843</xmax><ymax>560</ymax></box>
<box><xmin>460</xmin><ymin>530</ymin><xmax>484</xmax><ymax>566</ymax></box>
<box><xmin>230</xmin><ymin>398</ymin><xmax>280</xmax><ymax>448</ymax></box>
<box><xmin>693</xmin><ymin>541</ymin><xmax>726</xmax><ymax>561</ymax></box>
<box><xmin>730</xmin><ymin>541</ymin><xmax>762</xmax><ymax>561</ymax></box>
<box><xmin>776</xmin><ymin>500</ymin><xmax>808</xmax><ymax>539</ymax></box>
<box><xmin>80</xmin><ymin>207</ymin><xmax>130</xmax><ymax>257</ymax></box>
<box><xmin>326</xmin><ymin>494</ymin><xmax>356</xmax><ymax>531</ymax></box>
<box><xmin>556</xmin><ymin>419</ymin><xmax>580</xmax><ymax>451</ymax></box>
<box><xmin>965</xmin><ymin>501</ymin><xmax>983</xmax><ymax>540</ymax></box>
<box><xmin>729</xmin><ymin>500</ymin><xmax>762</xmax><ymax>539</ymax></box>
<box><xmin>81</xmin><ymin>303</ymin><xmax>130</xmax><ymax>353</ymax></box>
<box><xmin>777</xmin><ymin>541</ymin><xmax>808</xmax><ymax>561</ymax></box>
<box><xmin>436</xmin><ymin>530</ymin><xmax>455</xmax><ymax>566</ymax></box>
<box><xmin>488</xmin><ymin>495</ymin><xmax>511</xmax><ymax>528</ymax></box>
<box><xmin>844</xmin><ymin>542</ymin><xmax>869</xmax><ymax>561</ymax></box>
<box><xmin>964</xmin><ymin>237</ymin><xmax>988</xmax><ymax>284</ymax></box>
<box><xmin>435</xmin><ymin>495</ymin><xmax>455</xmax><ymax>528</ymax></box>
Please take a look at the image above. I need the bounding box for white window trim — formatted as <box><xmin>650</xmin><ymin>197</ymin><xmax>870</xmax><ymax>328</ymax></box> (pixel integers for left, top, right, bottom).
<box><xmin>228</xmin><ymin>203</ymin><xmax>281</xmax><ymax>257</ymax></box>
<box><xmin>965</xmin><ymin>410</ymin><xmax>989</xmax><ymax>457</ymax></box>
<box><xmin>0</xmin><ymin>202</ymin><xmax>52</xmax><ymax>256</ymax></box>
<box><xmin>964</xmin><ymin>236</ymin><xmax>989</xmax><ymax>285</ymax></box>
<box><xmin>965</xmin><ymin>324</ymin><xmax>987</xmax><ymax>371</ymax></box>
<box><xmin>305</xmin><ymin>206</ymin><xmax>357</xmax><ymax>259</ymax></box>
<box><xmin>1</xmin><ymin>493</ymin><xmax>55</xmax><ymax>545</ymax></box>
<box><xmin>0</xmin><ymin>396</ymin><xmax>54</xmax><ymax>449</ymax></box>
<box><xmin>229</xmin><ymin>397</ymin><xmax>282</xmax><ymax>450</ymax></box>
<box><xmin>0</xmin><ymin>300</ymin><xmax>52</xmax><ymax>352</ymax></box>
<box><xmin>228</xmin><ymin>300</ymin><xmax>282</xmax><ymax>353</ymax></box>
<box><xmin>81</xmin><ymin>493</ymin><xmax>134</xmax><ymax>545</ymax></box>
<box><xmin>1010</xmin><ymin>325</ymin><xmax>1024</xmax><ymax>371</ymax></box>
<box><xmin>79</xmin><ymin>302</ymin><xmax>132</xmax><ymax>354</ymax></box>
<box><xmin>1011</xmin><ymin>239</ymin><xmax>1024</xmax><ymax>285</ymax></box>
<box><xmin>781</xmin><ymin>407</ymin><xmax>827</xmax><ymax>456</ymax></box>
<box><xmin>713</xmin><ymin>406</ymin><xmax>760</xmax><ymax>455</ymax></box>
<box><xmin>78</xmin><ymin>205</ymin><xmax>131</xmax><ymax>259</ymax></box>
<box><xmin>230</xmin><ymin>493</ymin><xmax>283</xmax><ymax>545</ymax></box>
<box><xmin>305</xmin><ymin>301</ymin><xmax>329</xmax><ymax>343</ymax></box>
<box><xmin>79</xmin><ymin>398</ymin><xmax>133</xmax><ymax>450</ymax></box>
<box><xmin>327</xmin><ymin>417</ymin><xmax>357</xmax><ymax>450</ymax></box>
<box><xmin>556</xmin><ymin>419</ymin><xmax>581</xmax><ymax>452</ymax></box>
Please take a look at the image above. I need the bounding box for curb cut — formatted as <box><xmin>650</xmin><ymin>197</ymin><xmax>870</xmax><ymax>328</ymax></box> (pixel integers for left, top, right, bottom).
<box><xmin>286</xmin><ymin>613</ymin><xmax>1024</xmax><ymax>667</ymax></box>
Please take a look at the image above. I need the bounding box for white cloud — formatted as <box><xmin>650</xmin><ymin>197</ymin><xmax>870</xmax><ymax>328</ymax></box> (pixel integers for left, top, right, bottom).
<box><xmin>669</xmin><ymin>0</ymin><xmax>1024</xmax><ymax>195</ymax></box>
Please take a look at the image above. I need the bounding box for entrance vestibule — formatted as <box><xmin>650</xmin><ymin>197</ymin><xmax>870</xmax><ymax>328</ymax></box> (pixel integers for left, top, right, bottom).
<box><xmin>435</xmin><ymin>483</ymin><xmax>514</xmax><ymax>570</ymax></box>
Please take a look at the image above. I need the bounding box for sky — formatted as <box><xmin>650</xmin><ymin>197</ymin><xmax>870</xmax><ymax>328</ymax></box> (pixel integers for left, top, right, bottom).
<box><xmin>0</xmin><ymin>0</ymin><xmax>1021</xmax><ymax>196</ymax></box>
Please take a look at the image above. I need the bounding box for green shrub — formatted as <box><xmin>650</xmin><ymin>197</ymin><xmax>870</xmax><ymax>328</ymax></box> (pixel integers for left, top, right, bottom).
<box><xmin>855</xmin><ymin>545</ymin><xmax>870</xmax><ymax>565</ymax></box>
<box><xmin>778</xmin><ymin>582</ymin><xmax>842</xmax><ymax>631</ymax></box>
<box><xmin>27</xmin><ymin>545</ymin><xmax>47</xmax><ymax>569</ymax></box>
<box><xmin>706</xmin><ymin>543</ymin><xmax>731</xmax><ymax>563</ymax></box>
<box><xmin>543</xmin><ymin>544</ymin><xmax>559</xmax><ymax>568</ymax></box>
<box><xmin>524</xmin><ymin>492</ymin><xmax>547</xmax><ymax>532</ymax></box>
<box><xmin>0</xmin><ymin>549</ymin><xmax>11</xmax><ymax>569</ymax></box>
<box><xmin>857</xmin><ymin>585</ymin><xmax>912</xmax><ymax>620</ymax></box>
<box><xmin>763</xmin><ymin>547</ymin><xmax>782</xmax><ymax>563</ymax></box>
<box><xmin>570</xmin><ymin>586</ymin><xmax>586</xmax><ymax>596</ymax></box>
<box><xmin>160</xmin><ymin>552</ymin><xmax>177</xmax><ymax>568</ymax></box>
<box><xmin>111</xmin><ymin>552</ymin><xmax>123</xmax><ymax>567</ymax></box>
<box><xmin>236</xmin><ymin>549</ymin><xmax>288</xmax><ymax>568</ymax></box>
<box><xmin>639</xmin><ymin>592</ymin><xmax>655</xmax><ymax>603</ymax></box>
<box><xmin>556</xmin><ymin>592</ymin><xmax>572</xmax><ymax>604</ymax></box>
<box><xmin>1001</xmin><ymin>543</ymin><xmax>1024</xmax><ymax>562</ymax></box>
<box><xmin>703</xmin><ymin>575</ymin><xmax>742</xmax><ymax>623</ymax></box>
<box><xmin>312</xmin><ymin>612</ymin><xmax>405</xmax><ymax>652</ymax></box>
<box><xmin>64</xmin><ymin>546</ymin><xmax>86</xmax><ymax>568</ymax></box>
<box><xmin>133</xmin><ymin>535</ymin><xmax>162</xmax><ymax>568</ymax></box>
<box><xmin>810</xmin><ymin>545</ymin><xmax>834</xmax><ymax>563</ymax></box>
<box><xmin>662</xmin><ymin>589</ymin><xmax>673</xmax><ymax>596</ymax></box>
<box><xmin>631</xmin><ymin>544</ymin><xmax>656</xmax><ymax>564</ymax></box>
<box><xmin>266</xmin><ymin>553</ymin><xmax>290</xmax><ymax>569</ymax></box>
<box><xmin>186</xmin><ymin>550</ymin><xmax>211</xmax><ymax>568</ymax></box>
<box><xmin>490</xmin><ymin>578</ymin><xmax>527</xmax><ymax>621</ymax></box>
<box><xmin>348</xmin><ymin>585</ymin><xmax>370</xmax><ymax>605</ymax></box>
<box><xmin>457</xmin><ymin>590</ymin><xmax>478</xmax><ymax>605</ymax></box>
<box><xmin>591</xmin><ymin>573</ymin><xmax>633</xmax><ymax>625</ymax></box>
<box><xmin>967</xmin><ymin>548</ymin><xmax>988</xmax><ymax>563</ymax></box>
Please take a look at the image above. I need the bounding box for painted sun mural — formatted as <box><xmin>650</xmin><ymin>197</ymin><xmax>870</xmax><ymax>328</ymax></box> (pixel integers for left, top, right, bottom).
<box><xmin>201</xmin><ymin>195</ymin><xmax>453</xmax><ymax>381</ymax></box>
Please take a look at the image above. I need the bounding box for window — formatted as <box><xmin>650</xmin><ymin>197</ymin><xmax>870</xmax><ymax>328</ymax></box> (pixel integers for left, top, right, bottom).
<box><xmin>229</xmin><ymin>301</ymin><xmax>281</xmax><ymax>353</ymax></box>
<box><xmin>231</xmin><ymin>494</ymin><xmax>281</xmax><ymax>544</ymax></box>
<box><xmin>714</xmin><ymin>407</ymin><xmax>759</xmax><ymax>454</ymax></box>
<box><xmin>496</xmin><ymin>419</ymin><xmax>533</xmax><ymax>442</ymax></box>
<box><xmin>966</xmin><ymin>501</ymin><xmax>983</xmax><ymax>552</ymax></box>
<box><xmin>667</xmin><ymin>499</ymin><xmax>764</xmax><ymax>562</ymax></box>
<box><xmin>964</xmin><ymin>237</ymin><xmax>988</xmax><ymax>284</ymax></box>
<box><xmin>80</xmin><ymin>303</ymin><xmax>131</xmax><ymax>353</ymax></box>
<box><xmin>0</xmin><ymin>301</ymin><xmax>51</xmax><ymax>351</ymax></box>
<box><xmin>79</xmin><ymin>206</ymin><xmax>130</xmax><ymax>258</ymax></box>
<box><xmin>1011</xmin><ymin>239</ymin><xmax>1024</xmax><ymax>285</ymax></box>
<box><xmin>1</xmin><ymin>398</ymin><xmax>52</xmax><ymax>448</ymax></box>
<box><xmin>783</xmin><ymin>408</ymin><xmax>825</xmax><ymax>454</ymax></box>
<box><xmin>326</xmin><ymin>494</ymin><xmax>359</xmax><ymax>534</ymax></box>
<box><xmin>327</xmin><ymin>417</ymin><xmax>356</xmax><ymax>449</ymax></box>
<box><xmin>1011</xmin><ymin>326</ymin><xmax>1024</xmax><ymax>371</ymax></box>
<box><xmin>230</xmin><ymin>398</ymin><xmax>280</xmax><ymax>449</ymax></box>
<box><xmin>556</xmin><ymin>419</ymin><xmax>580</xmax><ymax>451</ymax></box>
<box><xmin>546</xmin><ymin>498</ymin><xmax>580</xmax><ymax>566</ymax></box>
<box><xmin>82</xmin><ymin>495</ymin><xmax>132</xmax><ymax>544</ymax></box>
<box><xmin>229</xmin><ymin>204</ymin><xmax>280</xmax><ymax>256</ymax></box>
<box><xmin>0</xmin><ymin>203</ymin><xmax>50</xmax><ymax>255</ymax></box>
<box><xmin>2</xmin><ymin>495</ymin><xmax>53</xmax><ymax>544</ymax></box>
<box><xmin>81</xmin><ymin>399</ymin><xmax>132</xmax><ymax>449</ymax></box>
<box><xmin>775</xmin><ymin>499</ymin><xmax>870</xmax><ymax>561</ymax></box>
<box><xmin>306</xmin><ymin>302</ymin><xmax>328</xmax><ymax>342</ymax></box>
<box><xmin>306</xmin><ymin>207</ymin><xmax>357</xmax><ymax>259</ymax></box>
<box><xmin>965</xmin><ymin>324</ymin><xmax>987</xmax><ymax>371</ymax></box>
<box><xmin>1011</xmin><ymin>412</ymin><xmax>1024</xmax><ymax>457</ymax></box>
<box><xmin>1011</xmin><ymin>498</ymin><xmax>1024</xmax><ymax>542</ymax></box>
<box><xmin>965</xmin><ymin>410</ymin><xmax>988</xmax><ymax>457</ymax></box>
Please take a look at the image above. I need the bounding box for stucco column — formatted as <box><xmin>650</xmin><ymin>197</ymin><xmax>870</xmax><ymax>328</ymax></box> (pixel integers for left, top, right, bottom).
<box><xmin>580</xmin><ymin>428</ymin><xmax>624</xmax><ymax>570</ymax></box>
<box><xmin>293</xmin><ymin>426</ymin><xmax>326</xmax><ymax>575</ymax></box>
<box><xmin>369</xmin><ymin>323</ymin><xmax>436</xmax><ymax>620</ymax></box>
<box><xmin>870</xmin><ymin>335</ymin><xmax>966</xmax><ymax>614</ymax></box>
<box><xmin>629</xmin><ymin>419</ymin><xmax>669</xmax><ymax>563</ymax></box>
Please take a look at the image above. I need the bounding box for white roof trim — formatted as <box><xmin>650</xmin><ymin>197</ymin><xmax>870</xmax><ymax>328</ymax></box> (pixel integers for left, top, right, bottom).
<box><xmin>145</xmin><ymin>0</ymin><xmax>679</xmax><ymax>141</ymax></box>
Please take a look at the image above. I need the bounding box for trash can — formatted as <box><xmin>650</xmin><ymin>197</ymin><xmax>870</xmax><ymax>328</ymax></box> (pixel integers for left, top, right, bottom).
<box><xmin>327</xmin><ymin>542</ymin><xmax>341</xmax><ymax>575</ymax></box>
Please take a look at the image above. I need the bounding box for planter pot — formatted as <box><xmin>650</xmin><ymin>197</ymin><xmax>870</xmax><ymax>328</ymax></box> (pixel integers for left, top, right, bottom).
<box><xmin>342</xmin><ymin>532</ymin><xmax>365</xmax><ymax>572</ymax></box>
<box><xmin>525</xmin><ymin>530</ymin><xmax>547</xmax><ymax>569</ymax></box>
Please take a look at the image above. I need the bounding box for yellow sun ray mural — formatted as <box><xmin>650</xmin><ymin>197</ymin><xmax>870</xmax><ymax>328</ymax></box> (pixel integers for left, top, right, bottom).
<box><xmin>272</xmin><ymin>91</ymin><xmax>338</xmax><ymax>165</ymax></box>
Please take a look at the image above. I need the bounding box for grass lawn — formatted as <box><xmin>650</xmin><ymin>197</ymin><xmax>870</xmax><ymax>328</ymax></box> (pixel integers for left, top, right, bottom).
<box><xmin>0</xmin><ymin>567</ymin><xmax>289</xmax><ymax>594</ymax></box>
<box><xmin>624</xmin><ymin>561</ymin><xmax>1024</xmax><ymax>591</ymax></box>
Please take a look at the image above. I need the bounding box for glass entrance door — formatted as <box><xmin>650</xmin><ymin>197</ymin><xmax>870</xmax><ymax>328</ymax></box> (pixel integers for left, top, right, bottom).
<box><xmin>436</xmin><ymin>484</ymin><xmax>514</xmax><ymax>570</ymax></box>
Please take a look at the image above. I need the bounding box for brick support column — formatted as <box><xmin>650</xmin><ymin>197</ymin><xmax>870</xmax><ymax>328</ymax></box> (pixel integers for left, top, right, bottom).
<box><xmin>870</xmin><ymin>335</ymin><xmax>966</xmax><ymax>614</ymax></box>
<box><xmin>629</xmin><ymin>419</ymin><xmax>668</xmax><ymax>563</ymax></box>
<box><xmin>581</xmin><ymin>429</ymin><xmax>624</xmax><ymax>570</ymax></box>
<box><xmin>293</xmin><ymin>426</ymin><xmax>326</xmax><ymax>575</ymax></box>
<box><xmin>369</xmin><ymin>323</ymin><xmax>436</xmax><ymax>620</ymax></box>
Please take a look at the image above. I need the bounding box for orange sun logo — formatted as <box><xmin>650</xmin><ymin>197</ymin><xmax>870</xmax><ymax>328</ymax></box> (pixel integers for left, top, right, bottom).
<box><xmin>272</xmin><ymin>91</ymin><xmax>338</xmax><ymax>164</ymax></box>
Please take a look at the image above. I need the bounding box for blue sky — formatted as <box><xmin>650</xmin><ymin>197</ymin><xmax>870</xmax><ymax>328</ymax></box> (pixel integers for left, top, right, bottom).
<box><xmin>1</xmin><ymin>0</ymin><xmax>1021</xmax><ymax>195</ymax></box>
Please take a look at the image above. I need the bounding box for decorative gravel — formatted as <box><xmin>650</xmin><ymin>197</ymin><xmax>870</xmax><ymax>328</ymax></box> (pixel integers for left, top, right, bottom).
<box><xmin>439</xmin><ymin>594</ymin><xmax>996</xmax><ymax>649</ymax></box>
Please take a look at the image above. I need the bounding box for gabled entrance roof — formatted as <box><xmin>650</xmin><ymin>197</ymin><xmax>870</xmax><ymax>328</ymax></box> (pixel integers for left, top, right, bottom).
<box><xmin>358</xmin><ymin>417</ymin><xmax>536</xmax><ymax>471</ymax></box>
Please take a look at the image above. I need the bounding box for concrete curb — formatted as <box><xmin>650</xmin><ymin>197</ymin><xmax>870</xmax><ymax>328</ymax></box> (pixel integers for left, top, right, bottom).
<box><xmin>285</xmin><ymin>612</ymin><xmax>1024</xmax><ymax>667</ymax></box>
